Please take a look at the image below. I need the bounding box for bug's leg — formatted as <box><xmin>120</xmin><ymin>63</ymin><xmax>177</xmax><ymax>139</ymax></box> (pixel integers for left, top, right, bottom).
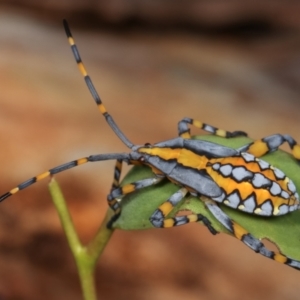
<box><xmin>107</xmin><ymin>176</ymin><xmax>165</xmax><ymax>228</ymax></box>
<box><xmin>178</xmin><ymin>117</ymin><xmax>247</xmax><ymax>139</ymax></box>
<box><xmin>204</xmin><ymin>198</ymin><xmax>300</xmax><ymax>270</ymax></box>
<box><xmin>111</xmin><ymin>159</ymin><xmax>123</xmax><ymax>190</ymax></box>
<box><xmin>0</xmin><ymin>153</ymin><xmax>130</xmax><ymax>203</ymax></box>
<box><xmin>150</xmin><ymin>188</ymin><xmax>218</xmax><ymax>235</ymax></box>
<box><xmin>238</xmin><ymin>134</ymin><xmax>300</xmax><ymax>161</ymax></box>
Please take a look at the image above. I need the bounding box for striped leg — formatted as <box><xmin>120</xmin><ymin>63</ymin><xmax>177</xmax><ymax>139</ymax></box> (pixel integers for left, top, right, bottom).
<box><xmin>203</xmin><ymin>198</ymin><xmax>300</xmax><ymax>270</ymax></box>
<box><xmin>178</xmin><ymin>117</ymin><xmax>247</xmax><ymax>139</ymax></box>
<box><xmin>150</xmin><ymin>188</ymin><xmax>218</xmax><ymax>235</ymax></box>
<box><xmin>111</xmin><ymin>159</ymin><xmax>123</xmax><ymax>190</ymax></box>
<box><xmin>238</xmin><ymin>134</ymin><xmax>300</xmax><ymax>161</ymax></box>
<box><xmin>106</xmin><ymin>176</ymin><xmax>164</xmax><ymax>228</ymax></box>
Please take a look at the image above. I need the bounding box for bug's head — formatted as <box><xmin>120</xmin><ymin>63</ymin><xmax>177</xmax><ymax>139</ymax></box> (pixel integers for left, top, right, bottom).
<box><xmin>129</xmin><ymin>143</ymin><xmax>153</xmax><ymax>163</ymax></box>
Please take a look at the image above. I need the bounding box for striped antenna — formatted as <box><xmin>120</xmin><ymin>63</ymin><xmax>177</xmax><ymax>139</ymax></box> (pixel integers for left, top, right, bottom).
<box><xmin>63</xmin><ymin>20</ymin><xmax>134</xmax><ymax>149</ymax></box>
<box><xmin>0</xmin><ymin>153</ymin><xmax>130</xmax><ymax>202</ymax></box>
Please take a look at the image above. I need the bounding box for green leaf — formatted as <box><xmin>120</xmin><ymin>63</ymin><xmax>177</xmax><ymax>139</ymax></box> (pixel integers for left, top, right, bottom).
<box><xmin>113</xmin><ymin>135</ymin><xmax>300</xmax><ymax>261</ymax></box>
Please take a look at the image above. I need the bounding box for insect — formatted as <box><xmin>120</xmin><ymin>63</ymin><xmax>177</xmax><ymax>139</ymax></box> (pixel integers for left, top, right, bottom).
<box><xmin>1</xmin><ymin>20</ymin><xmax>300</xmax><ymax>270</ymax></box>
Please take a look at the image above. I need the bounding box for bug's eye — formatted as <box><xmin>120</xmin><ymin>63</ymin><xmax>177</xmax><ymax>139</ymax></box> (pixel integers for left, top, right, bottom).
<box><xmin>144</xmin><ymin>143</ymin><xmax>151</xmax><ymax>148</ymax></box>
<box><xmin>139</xmin><ymin>156</ymin><xmax>145</xmax><ymax>162</ymax></box>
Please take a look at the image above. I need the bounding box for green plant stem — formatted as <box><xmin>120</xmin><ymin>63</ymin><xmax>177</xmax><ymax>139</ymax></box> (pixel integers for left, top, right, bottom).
<box><xmin>48</xmin><ymin>178</ymin><xmax>114</xmax><ymax>300</ymax></box>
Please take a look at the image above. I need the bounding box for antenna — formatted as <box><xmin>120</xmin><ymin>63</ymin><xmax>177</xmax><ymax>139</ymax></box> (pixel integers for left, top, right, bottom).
<box><xmin>63</xmin><ymin>20</ymin><xmax>134</xmax><ymax>149</ymax></box>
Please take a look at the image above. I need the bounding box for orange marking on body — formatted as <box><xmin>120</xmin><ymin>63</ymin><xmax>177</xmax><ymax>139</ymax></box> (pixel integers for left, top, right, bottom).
<box><xmin>192</xmin><ymin>120</ymin><xmax>203</xmax><ymax>128</ymax></box>
<box><xmin>178</xmin><ymin>149</ymin><xmax>208</xmax><ymax>169</ymax></box>
<box><xmin>292</xmin><ymin>144</ymin><xmax>300</xmax><ymax>160</ymax></box>
<box><xmin>247</xmin><ymin>141</ymin><xmax>269</xmax><ymax>157</ymax></box>
<box><xmin>36</xmin><ymin>171</ymin><xmax>50</xmax><ymax>181</ymax></box>
<box><xmin>247</xmin><ymin>162</ymin><xmax>262</xmax><ymax>173</ymax></box>
<box><xmin>276</xmin><ymin>178</ymin><xmax>289</xmax><ymax>192</ymax></box>
<box><xmin>271</xmin><ymin>197</ymin><xmax>284</xmax><ymax>210</ymax></box>
<box><xmin>68</xmin><ymin>37</ymin><xmax>75</xmax><ymax>45</ymax></box>
<box><xmin>253</xmin><ymin>189</ymin><xmax>287</xmax><ymax>209</ymax></box>
<box><xmin>261</xmin><ymin>169</ymin><xmax>276</xmax><ymax>181</ymax></box>
<box><xmin>139</xmin><ymin>147</ymin><xmax>181</xmax><ymax>160</ymax></box>
<box><xmin>273</xmin><ymin>253</ymin><xmax>288</xmax><ymax>264</ymax></box>
<box><xmin>122</xmin><ymin>184</ymin><xmax>136</xmax><ymax>194</ymax></box>
<box><xmin>116</xmin><ymin>161</ymin><xmax>122</xmax><ymax>169</ymax></box>
<box><xmin>231</xmin><ymin>221</ymin><xmax>249</xmax><ymax>240</ymax></box>
<box><xmin>219</xmin><ymin>178</ymin><xmax>236</xmax><ymax>195</ymax></box>
<box><xmin>98</xmin><ymin>104</ymin><xmax>107</xmax><ymax>114</ymax></box>
<box><xmin>208</xmin><ymin>156</ymin><xmax>294</xmax><ymax>212</ymax></box>
<box><xmin>254</xmin><ymin>189</ymin><xmax>274</xmax><ymax>206</ymax></box>
<box><xmin>163</xmin><ymin>219</ymin><xmax>175</xmax><ymax>228</ymax></box>
<box><xmin>10</xmin><ymin>187</ymin><xmax>19</xmax><ymax>194</ymax></box>
<box><xmin>210</xmin><ymin>175</ymin><xmax>253</xmax><ymax>200</ymax></box>
<box><xmin>216</xmin><ymin>129</ymin><xmax>226</xmax><ymax>137</ymax></box>
<box><xmin>289</xmin><ymin>197</ymin><xmax>296</xmax><ymax>206</ymax></box>
<box><xmin>159</xmin><ymin>202</ymin><xmax>174</xmax><ymax>216</ymax></box>
<box><xmin>141</xmin><ymin>147</ymin><xmax>209</xmax><ymax>170</ymax></box>
<box><xmin>78</xmin><ymin>62</ymin><xmax>87</xmax><ymax>76</ymax></box>
<box><xmin>187</xmin><ymin>214</ymin><xmax>198</xmax><ymax>222</ymax></box>
<box><xmin>180</xmin><ymin>132</ymin><xmax>190</xmax><ymax>139</ymax></box>
<box><xmin>77</xmin><ymin>158</ymin><xmax>88</xmax><ymax>165</ymax></box>
<box><xmin>273</xmin><ymin>195</ymin><xmax>291</xmax><ymax>210</ymax></box>
<box><xmin>237</xmin><ymin>182</ymin><xmax>255</xmax><ymax>200</ymax></box>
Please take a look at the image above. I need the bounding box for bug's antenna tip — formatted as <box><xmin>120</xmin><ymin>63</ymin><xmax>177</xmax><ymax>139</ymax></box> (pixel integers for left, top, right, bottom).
<box><xmin>63</xmin><ymin>19</ymin><xmax>72</xmax><ymax>38</ymax></box>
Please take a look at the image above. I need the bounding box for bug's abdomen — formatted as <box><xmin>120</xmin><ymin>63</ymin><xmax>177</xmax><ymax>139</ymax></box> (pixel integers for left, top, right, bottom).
<box><xmin>206</xmin><ymin>152</ymin><xmax>300</xmax><ymax>216</ymax></box>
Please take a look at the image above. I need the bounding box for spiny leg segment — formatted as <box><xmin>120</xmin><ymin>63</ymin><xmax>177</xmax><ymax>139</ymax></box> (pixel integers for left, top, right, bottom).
<box><xmin>178</xmin><ymin>117</ymin><xmax>247</xmax><ymax>139</ymax></box>
<box><xmin>238</xmin><ymin>134</ymin><xmax>300</xmax><ymax>161</ymax></box>
<box><xmin>204</xmin><ymin>198</ymin><xmax>300</xmax><ymax>270</ymax></box>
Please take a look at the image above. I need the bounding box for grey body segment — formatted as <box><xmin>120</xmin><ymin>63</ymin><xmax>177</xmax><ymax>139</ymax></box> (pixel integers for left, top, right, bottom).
<box><xmin>263</xmin><ymin>135</ymin><xmax>285</xmax><ymax>151</ymax></box>
<box><xmin>168</xmin><ymin>165</ymin><xmax>222</xmax><ymax>198</ymax></box>
<box><xmin>252</xmin><ymin>173</ymin><xmax>272</xmax><ymax>188</ymax></box>
<box><xmin>243</xmin><ymin>195</ymin><xmax>256</xmax><ymax>213</ymax></box>
<box><xmin>183</xmin><ymin>139</ymin><xmax>239</xmax><ymax>158</ymax></box>
<box><xmin>231</xmin><ymin>166</ymin><xmax>253</xmax><ymax>182</ymax></box>
<box><xmin>204</xmin><ymin>200</ymin><xmax>234</xmax><ymax>232</ymax></box>
<box><xmin>219</xmin><ymin>165</ymin><xmax>233</xmax><ymax>177</ymax></box>
<box><xmin>154</xmin><ymin>137</ymin><xmax>184</xmax><ymax>148</ymax></box>
<box><xmin>226</xmin><ymin>192</ymin><xmax>240</xmax><ymax>208</ymax></box>
<box><xmin>147</xmin><ymin>156</ymin><xmax>178</xmax><ymax>175</ymax></box>
<box><xmin>260</xmin><ymin>201</ymin><xmax>273</xmax><ymax>216</ymax></box>
<box><xmin>153</xmin><ymin>137</ymin><xmax>239</xmax><ymax>158</ymax></box>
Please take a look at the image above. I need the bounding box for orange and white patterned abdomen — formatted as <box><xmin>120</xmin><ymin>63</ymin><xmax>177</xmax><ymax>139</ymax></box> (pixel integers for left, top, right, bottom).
<box><xmin>206</xmin><ymin>152</ymin><xmax>300</xmax><ymax>216</ymax></box>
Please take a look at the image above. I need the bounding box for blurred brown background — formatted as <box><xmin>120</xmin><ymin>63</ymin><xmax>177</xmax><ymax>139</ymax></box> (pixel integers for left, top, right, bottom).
<box><xmin>0</xmin><ymin>1</ymin><xmax>300</xmax><ymax>299</ymax></box>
